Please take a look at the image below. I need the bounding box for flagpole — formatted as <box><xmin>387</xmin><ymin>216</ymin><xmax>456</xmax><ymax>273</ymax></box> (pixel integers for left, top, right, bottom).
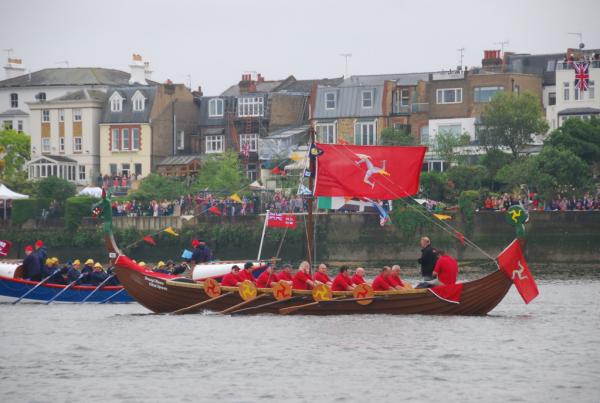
<box><xmin>257</xmin><ymin>209</ymin><xmax>269</xmax><ymax>261</ymax></box>
<box><xmin>306</xmin><ymin>127</ymin><xmax>316</xmax><ymax>273</ymax></box>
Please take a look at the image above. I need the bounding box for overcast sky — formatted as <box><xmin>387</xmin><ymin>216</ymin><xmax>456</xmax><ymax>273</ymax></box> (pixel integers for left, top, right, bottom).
<box><xmin>1</xmin><ymin>0</ymin><xmax>599</xmax><ymax>95</ymax></box>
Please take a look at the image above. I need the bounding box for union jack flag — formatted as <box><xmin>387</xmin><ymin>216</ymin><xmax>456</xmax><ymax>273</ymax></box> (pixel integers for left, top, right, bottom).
<box><xmin>574</xmin><ymin>62</ymin><xmax>590</xmax><ymax>91</ymax></box>
<box><xmin>242</xmin><ymin>142</ymin><xmax>250</xmax><ymax>159</ymax></box>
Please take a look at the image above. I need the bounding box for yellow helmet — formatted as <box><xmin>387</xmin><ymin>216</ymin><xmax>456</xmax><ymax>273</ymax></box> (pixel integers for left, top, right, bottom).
<box><xmin>138</xmin><ymin>261</ymin><xmax>146</xmax><ymax>267</ymax></box>
<box><xmin>45</xmin><ymin>258</ymin><xmax>53</xmax><ymax>265</ymax></box>
<box><xmin>51</xmin><ymin>257</ymin><xmax>59</xmax><ymax>265</ymax></box>
<box><xmin>93</xmin><ymin>262</ymin><xmax>102</xmax><ymax>269</ymax></box>
<box><xmin>85</xmin><ymin>259</ymin><xmax>94</xmax><ymax>265</ymax></box>
<box><xmin>157</xmin><ymin>261</ymin><xmax>165</xmax><ymax>268</ymax></box>
<box><xmin>73</xmin><ymin>259</ymin><xmax>81</xmax><ymax>266</ymax></box>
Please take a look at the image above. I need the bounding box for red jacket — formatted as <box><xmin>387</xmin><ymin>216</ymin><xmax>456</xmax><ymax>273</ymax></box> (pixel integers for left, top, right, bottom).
<box><xmin>314</xmin><ymin>271</ymin><xmax>332</xmax><ymax>284</ymax></box>
<box><xmin>434</xmin><ymin>255</ymin><xmax>459</xmax><ymax>285</ymax></box>
<box><xmin>292</xmin><ymin>270</ymin><xmax>312</xmax><ymax>290</ymax></box>
<box><xmin>256</xmin><ymin>270</ymin><xmax>277</xmax><ymax>288</ymax></box>
<box><xmin>332</xmin><ymin>273</ymin><xmax>353</xmax><ymax>291</ymax></box>
<box><xmin>351</xmin><ymin>274</ymin><xmax>366</xmax><ymax>285</ymax></box>
<box><xmin>221</xmin><ymin>272</ymin><xmax>241</xmax><ymax>287</ymax></box>
<box><xmin>238</xmin><ymin>269</ymin><xmax>255</xmax><ymax>283</ymax></box>
<box><xmin>387</xmin><ymin>273</ymin><xmax>404</xmax><ymax>288</ymax></box>
<box><xmin>277</xmin><ymin>271</ymin><xmax>293</xmax><ymax>282</ymax></box>
<box><xmin>372</xmin><ymin>274</ymin><xmax>391</xmax><ymax>291</ymax></box>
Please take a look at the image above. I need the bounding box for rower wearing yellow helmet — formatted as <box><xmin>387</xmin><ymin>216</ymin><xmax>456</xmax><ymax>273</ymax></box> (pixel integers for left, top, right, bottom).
<box><xmin>153</xmin><ymin>261</ymin><xmax>170</xmax><ymax>274</ymax></box>
<box><xmin>89</xmin><ymin>262</ymin><xmax>109</xmax><ymax>286</ymax></box>
<box><xmin>79</xmin><ymin>259</ymin><xmax>95</xmax><ymax>284</ymax></box>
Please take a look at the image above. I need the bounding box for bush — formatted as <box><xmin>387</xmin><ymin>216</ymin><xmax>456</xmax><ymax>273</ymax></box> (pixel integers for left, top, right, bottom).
<box><xmin>447</xmin><ymin>165</ymin><xmax>487</xmax><ymax>193</ymax></box>
<box><xmin>65</xmin><ymin>196</ymin><xmax>99</xmax><ymax>229</ymax></box>
<box><xmin>458</xmin><ymin>190</ymin><xmax>479</xmax><ymax>235</ymax></box>
<box><xmin>36</xmin><ymin>177</ymin><xmax>76</xmax><ymax>205</ymax></box>
<box><xmin>11</xmin><ymin>198</ymin><xmax>51</xmax><ymax>225</ymax></box>
<box><xmin>420</xmin><ymin>171</ymin><xmax>451</xmax><ymax>202</ymax></box>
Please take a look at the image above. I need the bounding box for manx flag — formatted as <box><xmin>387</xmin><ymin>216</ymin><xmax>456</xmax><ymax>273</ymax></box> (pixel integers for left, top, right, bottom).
<box><xmin>0</xmin><ymin>240</ymin><xmax>11</xmax><ymax>257</ymax></box>
<box><xmin>267</xmin><ymin>212</ymin><xmax>297</xmax><ymax>229</ymax></box>
<box><xmin>314</xmin><ymin>144</ymin><xmax>427</xmax><ymax>199</ymax></box>
<box><xmin>497</xmin><ymin>239</ymin><xmax>539</xmax><ymax>304</ymax></box>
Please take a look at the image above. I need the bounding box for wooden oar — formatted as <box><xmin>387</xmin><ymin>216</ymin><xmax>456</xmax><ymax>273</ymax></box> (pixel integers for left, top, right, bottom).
<box><xmin>44</xmin><ymin>273</ymin><xmax>85</xmax><ymax>305</ymax></box>
<box><xmin>216</xmin><ymin>293</ymin><xmax>270</xmax><ymax>315</ymax></box>
<box><xmin>231</xmin><ymin>296</ymin><xmax>307</xmax><ymax>316</ymax></box>
<box><xmin>12</xmin><ymin>269</ymin><xmax>60</xmax><ymax>304</ymax></box>
<box><xmin>279</xmin><ymin>296</ymin><xmax>346</xmax><ymax>315</ymax></box>
<box><xmin>79</xmin><ymin>274</ymin><xmax>115</xmax><ymax>303</ymax></box>
<box><xmin>169</xmin><ymin>292</ymin><xmax>234</xmax><ymax>315</ymax></box>
<box><xmin>98</xmin><ymin>287</ymin><xmax>127</xmax><ymax>304</ymax></box>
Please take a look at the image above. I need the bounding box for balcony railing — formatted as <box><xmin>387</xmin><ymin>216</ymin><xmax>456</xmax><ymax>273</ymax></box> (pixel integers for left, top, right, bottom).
<box><xmin>392</xmin><ymin>103</ymin><xmax>429</xmax><ymax>115</ymax></box>
<box><xmin>556</xmin><ymin>60</ymin><xmax>600</xmax><ymax>70</ymax></box>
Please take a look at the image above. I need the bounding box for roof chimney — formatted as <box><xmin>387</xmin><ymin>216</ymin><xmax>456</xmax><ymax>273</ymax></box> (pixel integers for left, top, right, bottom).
<box><xmin>4</xmin><ymin>57</ymin><xmax>26</xmax><ymax>80</ymax></box>
<box><xmin>239</xmin><ymin>72</ymin><xmax>257</xmax><ymax>94</ymax></box>
<box><xmin>144</xmin><ymin>61</ymin><xmax>152</xmax><ymax>81</ymax></box>
<box><xmin>481</xmin><ymin>50</ymin><xmax>502</xmax><ymax>71</ymax></box>
<box><xmin>129</xmin><ymin>54</ymin><xmax>148</xmax><ymax>85</ymax></box>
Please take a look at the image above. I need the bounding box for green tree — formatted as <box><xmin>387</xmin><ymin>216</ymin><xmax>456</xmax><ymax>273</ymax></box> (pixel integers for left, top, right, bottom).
<box><xmin>380</xmin><ymin>127</ymin><xmax>415</xmax><ymax>146</ymax></box>
<box><xmin>478</xmin><ymin>91</ymin><xmax>549</xmax><ymax>157</ymax></box>
<box><xmin>546</xmin><ymin>117</ymin><xmax>600</xmax><ymax>171</ymax></box>
<box><xmin>130</xmin><ymin>173</ymin><xmax>186</xmax><ymax>201</ymax></box>
<box><xmin>36</xmin><ymin>176</ymin><xmax>76</xmax><ymax>205</ymax></box>
<box><xmin>446</xmin><ymin>165</ymin><xmax>487</xmax><ymax>192</ymax></box>
<box><xmin>194</xmin><ymin>151</ymin><xmax>246</xmax><ymax>194</ymax></box>
<box><xmin>0</xmin><ymin>129</ymin><xmax>30</xmax><ymax>181</ymax></box>
<box><xmin>420</xmin><ymin>171</ymin><xmax>451</xmax><ymax>201</ymax></box>
<box><xmin>494</xmin><ymin>156</ymin><xmax>536</xmax><ymax>191</ymax></box>
<box><xmin>434</xmin><ymin>130</ymin><xmax>471</xmax><ymax>165</ymax></box>
<box><xmin>480</xmin><ymin>149</ymin><xmax>514</xmax><ymax>191</ymax></box>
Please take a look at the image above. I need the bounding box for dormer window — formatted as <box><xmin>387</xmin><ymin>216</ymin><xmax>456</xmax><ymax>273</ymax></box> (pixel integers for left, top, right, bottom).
<box><xmin>109</xmin><ymin>92</ymin><xmax>123</xmax><ymax>112</ymax></box>
<box><xmin>209</xmin><ymin>98</ymin><xmax>224</xmax><ymax>117</ymax></box>
<box><xmin>362</xmin><ymin>90</ymin><xmax>373</xmax><ymax>108</ymax></box>
<box><xmin>37</xmin><ymin>92</ymin><xmax>46</xmax><ymax>102</ymax></box>
<box><xmin>325</xmin><ymin>92</ymin><xmax>336</xmax><ymax>110</ymax></box>
<box><xmin>132</xmin><ymin>90</ymin><xmax>146</xmax><ymax>112</ymax></box>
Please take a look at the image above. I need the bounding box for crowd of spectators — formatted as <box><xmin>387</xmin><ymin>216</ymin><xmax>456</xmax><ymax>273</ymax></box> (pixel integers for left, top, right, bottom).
<box><xmin>481</xmin><ymin>192</ymin><xmax>600</xmax><ymax>212</ymax></box>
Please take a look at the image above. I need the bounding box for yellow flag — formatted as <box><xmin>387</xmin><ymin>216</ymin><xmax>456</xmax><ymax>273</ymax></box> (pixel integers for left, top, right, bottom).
<box><xmin>289</xmin><ymin>152</ymin><xmax>303</xmax><ymax>162</ymax></box>
<box><xmin>433</xmin><ymin>214</ymin><xmax>452</xmax><ymax>221</ymax></box>
<box><xmin>163</xmin><ymin>227</ymin><xmax>179</xmax><ymax>236</ymax></box>
<box><xmin>229</xmin><ymin>194</ymin><xmax>242</xmax><ymax>203</ymax></box>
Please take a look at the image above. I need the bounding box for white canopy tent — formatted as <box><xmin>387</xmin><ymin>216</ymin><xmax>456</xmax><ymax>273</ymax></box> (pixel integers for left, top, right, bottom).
<box><xmin>78</xmin><ymin>187</ymin><xmax>103</xmax><ymax>198</ymax></box>
<box><xmin>0</xmin><ymin>184</ymin><xmax>29</xmax><ymax>220</ymax></box>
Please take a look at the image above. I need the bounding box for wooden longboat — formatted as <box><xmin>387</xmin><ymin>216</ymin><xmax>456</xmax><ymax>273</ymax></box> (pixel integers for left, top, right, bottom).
<box><xmin>113</xmin><ymin>255</ymin><xmax>513</xmax><ymax>315</ymax></box>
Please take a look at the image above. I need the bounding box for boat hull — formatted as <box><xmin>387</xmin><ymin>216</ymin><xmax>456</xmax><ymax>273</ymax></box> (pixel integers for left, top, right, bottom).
<box><xmin>0</xmin><ymin>275</ymin><xmax>133</xmax><ymax>303</ymax></box>
<box><xmin>114</xmin><ymin>258</ymin><xmax>512</xmax><ymax>315</ymax></box>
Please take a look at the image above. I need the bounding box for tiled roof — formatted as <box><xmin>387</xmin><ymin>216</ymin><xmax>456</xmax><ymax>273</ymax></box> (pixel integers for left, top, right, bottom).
<box><xmin>100</xmin><ymin>85</ymin><xmax>156</xmax><ymax>124</ymax></box>
<box><xmin>0</xmin><ymin>67</ymin><xmax>131</xmax><ymax>88</ymax></box>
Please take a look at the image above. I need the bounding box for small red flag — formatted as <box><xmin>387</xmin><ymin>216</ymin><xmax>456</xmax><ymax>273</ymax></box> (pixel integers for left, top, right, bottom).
<box><xmin>143</xmin><ymin>236</ymin><xmax>156</xmax><ymax>246</ymax></box>
<box><xmin>267</xmin><ymin>212</ymin><xmax>297</xmax><ymax>229</ymax></box>
<box><xmin>208</xmin><ymin>206</ymin><xmax>222</xmax><ymax>216</ymax></box>
<box><xmin>455</xmin><ymin>231</ymin><xmax>465</xmax><ymax>246</ymax></box>
<box><xmin>0</xmin><ymin>240</ymin><xmax>12</xmax><ymax>257</ymax></box>
<box><xmin>497</xmin><ymin>240</ymin><xmax>539</xmax><ymax>304</ymax></box>
<box><xmin>271</xmin><ymin>166</ymin><xmax>283</xmax><ymax>175</ymax></box>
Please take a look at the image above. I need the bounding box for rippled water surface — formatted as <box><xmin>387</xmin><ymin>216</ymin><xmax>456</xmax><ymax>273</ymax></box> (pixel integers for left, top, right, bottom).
<box><xmin>1</xmin><ymin>278</ymin><xmax>599</xmax><ymax>403</ymax></box>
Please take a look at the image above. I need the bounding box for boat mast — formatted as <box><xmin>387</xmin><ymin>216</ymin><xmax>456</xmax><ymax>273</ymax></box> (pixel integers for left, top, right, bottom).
<box><xmin>306</xmin><ymin>127</ymin><xmax>316</xmax><ymax>272</ymax></box>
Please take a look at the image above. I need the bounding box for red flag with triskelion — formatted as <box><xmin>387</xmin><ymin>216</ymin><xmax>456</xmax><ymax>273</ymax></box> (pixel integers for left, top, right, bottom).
<box><xmin>313</xmin><ymin>144</ymin><xmax>427</xmax><ymax>199</ymax></box>
<box><xmin>497</xmin><ymin>240</ymin><xmax>539</xmax><ymax>304</ymax></box>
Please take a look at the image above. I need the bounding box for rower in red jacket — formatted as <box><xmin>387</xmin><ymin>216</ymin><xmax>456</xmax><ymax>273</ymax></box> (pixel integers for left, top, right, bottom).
<box><xmin>237</xmin><ymin>261</ymin><xmax>255</xmax><ymax>283</ymax></box>
<box><xmin>292</xmin><ymin>261</ymin><xmax>314</xmax><ymax>290</ymax></box>
<box><xmin>332</xmin><ymin>266</ymin><xmax>355</xmax><ymax>291</ymax></box>
<box><xmin>256</xmin><ymin>265</ymin><xmax>279</xmax><ymax>288</ymax></box>
<box><xmin>221</xmin><ymin>265</ymin><xmax>242</xmax><ymax>286</ymax></box>
<box><xmin>277</xmin><ymin>263</ymin><xmax>293</xmax><ymax>283</ymax></box>
<box><xmin>387</xmin><ymin>265</ymin><xmax>407</xmax><ymax>289</ymax></box>
<box><xmin>313</xmin><ymin>263</ymin><xmax>332</xmax><ymax>286</ymax></box>
<box><xmin>351</xmin><ymin>267</ymin><xmax>366</xmax><ymax>285</ymax></box>
<box><xmin>372</xmin><ymin>267</ymin><xmax>393</xmax><ymax>291</ymax></box>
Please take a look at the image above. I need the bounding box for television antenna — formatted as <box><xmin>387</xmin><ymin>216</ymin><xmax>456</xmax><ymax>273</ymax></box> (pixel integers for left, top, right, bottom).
<box><xmin>457</xmin><ymin>47</ymin><xmax>465</xmax><ymax>68</ymax></box>
<box><xmin>494</xmin><ymin>40</ymin><xmax>510</xmax><ymax>54</ymax></box>
<box><xmin>3</xmin><ymin>48</ymin><xmax>14</xmax><ymax>60</ymax></box>
<box><xmin>340</xmin><ymin>53</ymin><xmax>352</xmax><ymax>77</ymax></box>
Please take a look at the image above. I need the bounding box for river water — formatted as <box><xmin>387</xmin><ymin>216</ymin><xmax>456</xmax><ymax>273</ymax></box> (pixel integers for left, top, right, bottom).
<box><xmin>1</xmin><ymin>275</ymin><xmax>599</xmax><ymax>403</ymax></box>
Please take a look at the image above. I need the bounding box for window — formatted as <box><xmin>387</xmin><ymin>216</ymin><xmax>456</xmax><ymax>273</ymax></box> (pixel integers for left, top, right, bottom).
<box><xmin>78</xmin><ymin>165</ymin><xmax>86</xmax><ymax>181</ymax></box>
<box><xmin>134</xmin><ymin>163</ymin><xmax>142</xmax><ymax>176</ymax></box>
<box><xmin>121</xmin><ymin>163</ymin><xmax>130</xmax><ymax>177</ymax></box>
<box><xmin>238</xmin><ymin>97</ymin><xmax>264</xmax><ymax>117</ymax></box>
<box><xmin>17</xmin><ymin>120</ymin><xmax>23</xmax><ymax>133</ymax></box>
<box><xmin>589</xmin><ymin>81</ymin><xmax>595</xmax><ymax>99</ymax></box>
<box><xmin>205</xmin><ymin>135</ymin><xmax>224</xmax><ymax>153</ymax></box>
<box><xmin>2</xmin><ymin>120</ymin><xmax>12</xmax><ymax>130</ymax></box>
<box><xmin>37</xmin><ymin>92</ymin><xmax>46</xmax><ymax>101</ymax></box>
<box><xmin>474</xmin><ymin>86</ymin><xmax>504</xmax><ymax>103</ymax></box>
<box><xmin>42</xmin><ymin>110</ymin><xmax>50</xmax><ymax>122</ymax></box>
<box><xmin>239</xmin><ymin>133</ymin><xmax>258</xmax><ymax>152</ymax></box>
<box><xmin>325</xmin><ymin>92</ymin><xmax>336</xmax><ymax>109</ymax></box>
<box><xmin>548</xmin><ymin>92</ymin><xmax>556</xmax><ymax>106</ymax></box>
<box><xmin>400</xmin><ymin>89</ymin><xmax>410</xmax><ymax>106</ymax></box>
<box><xmin>41</xmin><ymin>138</ymin><xmax>50</xmax><ymax>153</ymax></box>
<box><xmin>132</xmin><ymin>92</ymin><xmax>145</xmax><ymax>111</ymax></box>
<box><xmin>73</xmin><ymin>109</ymin><xmax>82</xmax><ymax>122</ymax></box>
<box><xmin>420</xmin><ymin>126</ymin><xmax>429</xmax><ymax>145</ymax></box>
<box><xmin>436</xmin><ymin>88</ymin><xmax>463</xmax><ymax>104</ymax></box>
<box><xmin>58</xmin><ymin>109</ymin><xmax>65</xmax><ymax>122</ymax></box>
<box><xmin>111</xmin><ymin>128</ymin><xmax>120</xmax><ymax>151</ymax></box>
<box><xmin>132</xmin><ymin>128</ymin><xmax>140</xmax><ymax>150</ymax></box>
<box><xmin>438</xmin><ymin>124</ymin><xmax>462</xmax><ymax>136</ymax></box>
<box><xmin>355</xmin><ymin>121</ymin><xmax>376</xmax><ymax>145</ymax></box>
<box><xmin>316</xmin><ymin>123</ymin><xmax>336</xmax><ymax>144</ymax></box>
<box><xmin>73</xmin><ymin>137</ymin><xmax>82</xmax><ymax>152</ymax></box>
<box><xmin>563</xmin><ymin>82</ymin><xmax>570</xmax><ymax>101</ymax></box>
<box><xmin>59</xmin><ymin>137</ymin><xmax>65</xmax><ymax>152</ymax></box>
<box><xmin>362</xmin><ymin>90</ymin><xmax>373</xmax><ymax>108</ymax></box>
<box><xmin>574</xmin><ymin>86</ymin><xmax>581</xmax><ymax>101</ymax></box>
<box><xmin>110</xmin><ymin>93</ymin><xmax>123</xmax><ymax>112</ymax></box>
<box><xmin>177</xmin><ymin>130</ymin><xmax>185</xmax><ymax>150</ymax></box>
<box><xmin>122</xmin><ymin>128</ymin><xmax>130</xmax><ymax>150</ymax></box>
<box><xmin>393</xmin><ymin>123</ymin><xmax>411</xmax><ymax>134</ymax></box>
<box><xmin>109</xmin><ymin>164</ymin><xmax>117</xmax><ymax>176</ymax></box>
<box><xmin>209</xmin><ymin>99</ymin><xmax>224</xmax><ymax>117</ymax></box>
<box><xmin>246</xmin><ymin>163</ymin><xmax>257</xmax><ymax>181</ymax></box>
<box><xmin>10</xmin><ymin>93</ymin><xmax>18</xmax><ymax>108</ymax></box>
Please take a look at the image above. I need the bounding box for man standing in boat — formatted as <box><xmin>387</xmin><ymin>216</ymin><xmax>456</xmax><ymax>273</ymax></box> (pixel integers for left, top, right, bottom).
<box><xmin>34</xmin><ymin>240</ymin><xmax>47</xmax><ymax>269</ymax></box>
<box><xmin>22</xmin><ymin>245</ymin><xmax>42</xmax><ymax>281</ymax></box>
<box><xmin>190</xmin><ymin>240</ymin><xmax>212</xmax><ymax>264</ymax></box>
<box><xmin>418</xmin><ymin>237</ymin><xmax>438</xmax><ymax>281</ymax></box>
